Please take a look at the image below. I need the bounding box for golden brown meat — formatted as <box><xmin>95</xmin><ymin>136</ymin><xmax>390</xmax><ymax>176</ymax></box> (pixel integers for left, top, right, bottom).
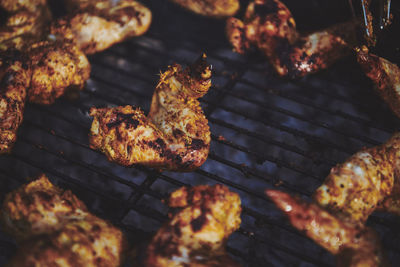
<box><xmin>0</xmin><ymin>52</ymin><xmax>31</xmax><ymax>153</ymax></box>
<box><xmin>266</xmin><ymin>190</ymin><xmax>389</xmax><ymax>267</ymax></box>
<box><xmin>0</xmin><ymin>0</ymin><xmax>51</xmax><ymax>45</ymax></box>
<box><xmin>313</xmin><ymin>132</ymin><xmax>400</xmax><ymax>224</ymax></box>
<box><xmin>169</xmin><ymin>0</ymin><xmax>239</xmax><ymax>18</ymax></box>
<box><xmin>140</xmin><ymin>184</ymin><xmax>242</xmax><ymax>267</ymax></box>
<box><xmin>90</xmin><ymin>54</ymin><xmax>211</xmax><ymax>172</ymax></box>
<box><xmin>356</xmin><ymin>46</ymin><xmax>400</xmax><ymax>119</ymax></box>
<box><xmin>50</xmin><ymin>0</ymin><xmax>152</xmax><ymax>54</ymax></box>
<box><xmin>1</xmin><ymin>174</ymin><xmax>88</xmax><ymax>240</ymax></box>
<box><xmin>6</xmin><ymin>214</ymin><xmax>125</xmax><ymax>267</ymax></box>
<box><xmin>226</xmin><ymin>0</ymin><xmax>358</xmax><ymax>78</ymax></box>
<box><xmin>27</xmin><ymin>40</ymin><xmax>91</xmax><ymax>105</ymax></box>
<box><xmin>1</xmin><ymin>174</ymin><xmax>126</xmax><ymax>267</ymax></box>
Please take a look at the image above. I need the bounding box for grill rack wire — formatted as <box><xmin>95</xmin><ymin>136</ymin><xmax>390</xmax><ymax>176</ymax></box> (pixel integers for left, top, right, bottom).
<box><xmin>1</xmin><ymin>0</ymin><xmax>400</xmax><ymax>266</ymax></box>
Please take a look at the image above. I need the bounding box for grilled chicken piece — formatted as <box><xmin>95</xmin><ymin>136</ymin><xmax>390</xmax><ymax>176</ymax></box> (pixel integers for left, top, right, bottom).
<box><xmin>226</xmin><ymin>0</ymin><xmax>358</xmax><ymax>78</ymax></box>
<box><xmin>50</xmin><ymin>0</ymin><xmax>152</xmax><ymax>54</ymax></box>
<box><xmin>266</xmin><ymin>190</ymin><xmax>389</xmax><ymax>267</ymax></box>
<box><xmin>169</xmin><ymin>0</ymin><xmax>239</xmax><ymax>18</ymax></box>
<box><xmin>0</xmin><ymin>40</ymin><xmax>90</xmax><ymax>153</ymax></box>
<box><xmin>313</xmin><ymin>132</ymin><xmax>400</xmax><ymax>224</ymax></box>
<box><xmin>90</xmin><ymin>54</ymin><xmax>211</xmax><ymax>172</ymax></box>
<box><xmin>141</xmin><ymin>184</ymin><xmax>242</xmax><ymax>267</ymax></box>
<box><xmin>356</xmin><ymin>46</ymin><xmax>400</xmax><ymax>119</ymax></box>
<box><xmin>0</xmin><ymin>0</ymin><xmax>51</xmax><ymax>44</ymax></box>
<box><xmin>0</xmin><ymin>52</ymin><xmax>31</xmax><ymax>153</ymax></box>
<box><xmin>7</xmin><ymin>214</ymin><xmax>125</xmax><ymax>267</ymax></box>
<box><xmin>1</xmin><ymin>174</ymin><xmax>88</xmax><ymax>240</ymax></box>
<box><xmin>27</xmin><ymin>40</ymin><xmax>91</xmax><ymax>105</ymax></box>
<box><xmin>1</xmin><ymin>174</ymin><xmax>126</xmax><ymax>267</ymax></box>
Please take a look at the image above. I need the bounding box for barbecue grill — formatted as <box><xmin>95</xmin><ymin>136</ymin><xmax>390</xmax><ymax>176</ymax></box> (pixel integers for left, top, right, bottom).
<box><xmin>1</xmin><ymin>0</ymin><xmax>400</xmax><ymax>266</ymax></box>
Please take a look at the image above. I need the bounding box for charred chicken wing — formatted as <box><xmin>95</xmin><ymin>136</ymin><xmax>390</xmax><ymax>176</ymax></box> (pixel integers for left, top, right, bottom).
<box><xmin>50</xmin><ymin>0</ymin><xmax>152</xmax><ymax>54</ymax></box>
<box><xmin>313</xmin><ymin>132</ymin><xmax>400</xmax><ymax>224</ymax></box>
<box><xmin>27</xmin><ymin>40</ymin><xmax>90</xmax><ymax>105</ymax></box>
<box><xmin>168</xmin><ymin>0</ymin><xmax>239</xmax><ymax>18</ymax></box>
<box><xmin>0</xmin><ymin>0</ymin><xmax>51</xmax><ymax>45</ymax></box>
<box><xmin>356</xmin><ymin>46</ymin><xmax>400</xmax><ymax>119</ymax></box>
<box><xmin>0</xmin><ymin>52</ymin><xmax>31</xmax><ymax>153</ymax></box>
<box><xmin>90</xmin><ymin>54</ymin><xmax>211</xmax><ymax>172</ymax></box>
<box><xmin>226</xmin><ymin>0</ymin><xmax>358</xmax><ymax>78</ymax></box>
<box><xmin>0</xmin><ymin>40</ymin><xmax>90</xmax><ymax>153</ymax></box>
<box><xmin>1</xmin><ymin>174</ymin><xmax>126</xmax><ymax>267</ymax></box>
<box><xmin>266</xmin><ymin>190</ymin><xmax>389</xmax><ymax>267</ymax></box>
<box><xmin>141</xmin><ymin>184</ymin><xmax>242</xmax><ymax>267</ymax></box>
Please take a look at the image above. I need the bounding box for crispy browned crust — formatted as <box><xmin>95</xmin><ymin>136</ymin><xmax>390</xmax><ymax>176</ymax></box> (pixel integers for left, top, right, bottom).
<box><xmin>89</xmin><ymin>54</ymin><xmax>211</xmax><ymax>172</ymax></box>
<box><xmin>314</xmin><ymin>132</ymin><xmax>400</xmax><ymax>224</ymax></box>
<box><xmin>27</xmin><ymin>40</ymin><xmax>91</xmax><ymax>105</ymax></box>
<box><xmin>0</xmin><ymin>51</ymin><xmax>31</xmax><ymax>153</ymax></box>
<box><xmin>226</xmin><ymin>0</ymin><xmax>358</xmax><ymax>78</ymax></box>
<box><xmin>0</xmin><ymin>2</ymin><xmax>51</xmax><ymax>45</ymax></box>
<box><xmin>2</xmin><ymin>174</ymin><xmax>126</xmax><ymax>267</ymax></box>
<box><xmin>169</xmin><ymin>0</ymin><xmax>239</xmax><ymax>18</ymax></box>
<box><xmin>1</xmin><ymin>174</ymin><xmax>87</xmax><ymax>240</ymax></box>
<box><xmin>356</xmin><ymin>46</ymin><xmax>400</xmax><ymax>119</ymax></box>
<box><xmin>266</xmin><ymin>190</ymin><xmax>389</xmax><ymax>267</ymax></box>
<box><xmin>51</xmin><ymin>0</ymin><xmax>152</xmax><ymax>54</ymax></box>
<box><xmin>141</xmin><ymin>184</ymin><xmax>242</xmax><ymax>267</ymax></box>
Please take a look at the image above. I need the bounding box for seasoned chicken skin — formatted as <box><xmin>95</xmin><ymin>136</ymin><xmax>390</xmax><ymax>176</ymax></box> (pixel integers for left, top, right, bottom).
<box><xmin>226</xmin><ymin>0</ymin><xmax>358</xmax><ymax>78</ymax></box>
<box><xmin>0</xmin><ymin>52</ymin><xmax>30</xmax><ymax>153</ymax></box>
<box><xmin>50</xmin><ymin>0</ymin><xmax>152</xmax><ymax>54</ymax></box>
<box><xmin>27</xmin><ymin>40</ymin><xmax>91</xmax><ymax>105</ymax></box>
<box><xmin>356</xmin><ymin>46</ymin><xmax>400</xmax><ymax>119</ymax></box>
<box><xmin>1</xmin><ymin>174</ymin><xmax>126</xmax><ymax>267</ymax></box>
<box><xmin>314</xmin><ymin>132</ymin><xmax>400</xmax><ymax>224</ymax></box>
<box><xmin>90</xmin><ymin>54</ymin><xmax>211</xmax><ymax>172</ymax></box>
<box><xmin>0</xmin><ymin>40</ymin><xmax>90</xmax><ymax>153</ymax></box>
<box><xmin>0</xmin><ymin>0</ymin><xmax>51</xmax><ymax>45</ymax></box>
<box><xmin>266</xmin><ymin>190</ymin><xmax>389</xmax><ymax>267</ymax></box>
<box><xmin>169</xmin><ymin>0</ymin><xmax>239</xmax><ymax>18</ymax></box>
<box><xmin>1</xmin><ymin>174</ymin><xmax>88</xmax><ymax>240</ymax></box>
<box><xmin>141</xmin><ymin>184</ymin><xmax>242</xmax><ymax>267</ymax></box>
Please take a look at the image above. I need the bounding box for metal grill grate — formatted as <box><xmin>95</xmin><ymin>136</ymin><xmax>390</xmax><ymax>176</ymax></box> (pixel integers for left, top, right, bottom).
<box><xmin>1</xmin><ymin>0</ymin><xmax>400</xmax><ymax>266</ymax></box>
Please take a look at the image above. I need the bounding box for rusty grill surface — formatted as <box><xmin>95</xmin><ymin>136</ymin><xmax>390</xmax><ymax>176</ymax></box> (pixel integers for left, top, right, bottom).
<box><xmin>1</xmin><ymin>0</ymin><xmax>400</xmax><ymax>266</ymax></box>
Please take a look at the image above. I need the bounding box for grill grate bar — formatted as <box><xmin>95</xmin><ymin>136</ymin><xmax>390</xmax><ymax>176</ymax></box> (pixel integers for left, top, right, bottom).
<box><xmin>9</xmin><ymin>137</ymin><xmax>335</xmax><ymax>266</ymax></box>
<box><xmin>88</xmin><ymin>61</ymin><xmax>358</xmax><ymax>155</ymax></box>
<box><xmin>240</xmin><ymin>78</ymin><xmax>394</xmax><ymax>134</ymax></box>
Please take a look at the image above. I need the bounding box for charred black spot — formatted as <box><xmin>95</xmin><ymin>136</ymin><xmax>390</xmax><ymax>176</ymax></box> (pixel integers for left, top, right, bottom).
<box><xmin>155</xmin><ymin>138</ymin><xmax>166</xmax><ymax>149</ymax></box>
<box><xmin>106</xmin><ymin>113</ymin><xmax>139</xmax><ymax>129</ymax></box>
<box><xmin>92</xmin><ymin>224</ymin><xmax>101</xmax><ymax>232</ymax></box>
<box><xmin>173</xmin><ymin>128</ymin><xmax>184</xmax><ymax>138</ymax></box>
<box><xmin>254</xmin><ymin>1</ymin><xmax>279</xmax><ymax>18</ymax></box>
<box><xmin>37</xmin><ymin>191</ymin><xmax>53</xmax><ymax>202</ymax></box>
<box><xmin>173</xmin><ymin>223</ymin><xmax>181</xmax><ymax>236</ymax></box>
<box><xmin>191</xmin><ymin>213</ymin><xmax>207</xmax><ymax>232</ymax></box>
<box><xmin>190</xmin><ymin>139</ymin><xmax>206</xmax><ymax>150</ymax></box>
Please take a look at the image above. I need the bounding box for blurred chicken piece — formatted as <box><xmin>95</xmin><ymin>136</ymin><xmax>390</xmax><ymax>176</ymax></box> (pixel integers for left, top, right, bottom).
<box><xmin>27</xmin><ymin>40</ymin><xmax>91</xmax><ymax>105</ymax></box>
<box><xmin>141</xmin><ymin>184</ymin><xmax>242</xmax><ymax>267</ymax></box>
<box><xmin>356</xmin><ymin>46</ymin><xmax>400</xmax><ymax>119</ymax></box>
<box><xmin>0</xmin><ymin>52</ymin><xmax>31</xmax><ymax>153</ymax></box>
<box><xmin>50</xmin><ymin>0</ymin><xmax>152</xmax><ymax>54</ymax></box>
<box><xmin>266</xmin><ymin>190</ymin><xmax>389</xmax><ymax>267</ymax></box>
<box><xmin>1</xmin><ymin>174</ymin><xmax>126</xmax><ymax>267</ymax></box>
<box><xmin>90</xmin><ymin>54</ymin><xmax>211</xmax><ymax>171</ymax></box>
<box><xmin>168</xmin><ymin>0</ymin><xmax>239</xmax><ymax>18</ymax></box>
<box><xmin>0</xmin><ymin>0</ymin><xmax>51</xmax><ymax>45</ymax></box>
<box><xmin>226</xmin><ymin>0</ymin><xmax>358</xmax><ymax>78</ymax></box>
<box><xmin>1</xmin><ymin>174</ymin><xmax>88</xmax><ymax>240</ymax></box>
<box><xmin>314</xmin><ymin>132</ymin><xmax>400</xmax><ymax>224</ymax></box>
<box><xmin>7</xmin><ymin>214</ymin><xmax>125</xmax><ymax>267</ymax></box>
